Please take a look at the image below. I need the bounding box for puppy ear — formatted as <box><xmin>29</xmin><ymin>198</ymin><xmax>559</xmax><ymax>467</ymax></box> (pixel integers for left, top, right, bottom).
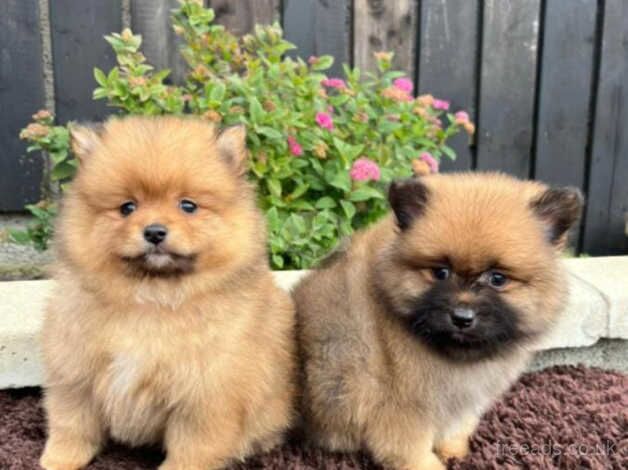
<box><xmin>216</xmin><ymin>125</ymin><xmax>248</xmax><ymax>176</ymax></box>
<box><xmin>69</xmin><ymin>122</ymin><xmax>105</xmax><ymax>162</ymax></box>
<box><xmin>388</xmin><ymin>179</ymin><xmax>430</xmax><ymax>230</ymax></box>
<box><xmin>531</xmin><ymin>186</ymin><xmax>584</xmax><ymax>247</ymax></box>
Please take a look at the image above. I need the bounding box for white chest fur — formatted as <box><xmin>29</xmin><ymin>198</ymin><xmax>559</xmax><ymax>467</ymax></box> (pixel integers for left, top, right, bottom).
<box><xmin>108</xmin><ymin>354</ymin><xmax>141</xmax><ymax>398</ymax></box>
<box><xmin>99</xmin><ymin>352</ymin><xmax>169</xmax><ymax>445</ymax></box>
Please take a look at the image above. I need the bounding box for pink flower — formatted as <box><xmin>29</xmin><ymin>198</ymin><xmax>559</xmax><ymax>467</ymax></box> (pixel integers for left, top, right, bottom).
<box><xmin>432</xmin><ymin>99</ymin><xmax>450</xmax><ymax>111</ymax></box>
<box><xmin>321</xmin><ymin>78</ymin><xmax>347</xmax><ymax>89</ymax></box>
<box><xmin>287</xmin><ymin>136</ymin><xmax>303</xmax><ymax>156</ymax></box>
<box><xmin>350</xmin><ymin>157</ymin><xmax>381</xmax><ymax>182</ymax></box>
<box><xmin>455</xmin><ymin>111</ymin><xmax>470</xmax><ymax>123</ymax></box>
<box><xmin>315</xmin><ymin>112</ymin><xmax>334</xmax><ymax>130</ymax></box>
<box><xmin>393</xmin><ymin>77</ymin><xmax>413</xmax><ymax>94</ymax></box>
<box><xmin>420</xmin><ymin>152</ymin><xmax>439</xmax><ymax>173</ymax></box>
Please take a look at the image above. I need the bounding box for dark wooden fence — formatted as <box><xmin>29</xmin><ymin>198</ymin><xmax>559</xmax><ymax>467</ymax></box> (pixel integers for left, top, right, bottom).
<box><xmin>1</xmin><ymin>0</ymin><xmax>626</xmax><ymax>255</ymax></box>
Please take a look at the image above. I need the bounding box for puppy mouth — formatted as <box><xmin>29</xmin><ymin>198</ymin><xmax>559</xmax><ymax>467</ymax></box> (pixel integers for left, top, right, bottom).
<box><xmin>121</xmin><ymin>247</ymin><xmax>197</xmax><ymax>278</ymax></box>
<box><xmin>411</xmin><ymin>321</ymin><xmax>486</xmax><ymax>347</ymax></box>
<box><xmin>408</xmin><ymin>316</ymin><xmax>527</xmax><ymax>362</ymax></box>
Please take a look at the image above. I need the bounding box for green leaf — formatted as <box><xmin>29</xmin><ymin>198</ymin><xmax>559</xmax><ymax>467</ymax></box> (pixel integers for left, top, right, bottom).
<box><xmin>8</xmin><ymin>229</ymin><xmax>30</xmax><ymax>244</ymax></box>
<box><xmin>266</xmin><ymin>207</ymin><xmax>281</xmax><ymax>231</ymax></box>
<box><xmin>312</xmin><ymin>55</ymin><xmax>334</xmax><ymax>71</ymax></box>
<box><xmin>272</xmin><ymin>254</ymin><xmax>284</xmax><ymax>269</ymax></box>
<box><xmin>289</xmin><ymin>214</ymin><xmax>307</xmax><ymax>233</ymax></box>
<box><xmin>257</xmin><ymin>126</ymin><xmax>283</xmax><ymax>141</ymax></box>
<box><xmin>288</xmin><ymin>200</ymin><xmax>315</xmax><ymax>211</ymax></box>
<box><xmin>441</xmin><ymin>145</ymin><xmax>456</xmax><ymax>161</ymax></box>
<box><xmin>329</xmin><ymin>94</ymin><xmax>350</xmax><ymax>107</ymax></box>
<box><xmin>333</xmin><ymin>137</ymin><xmax>363</xmax><ymax>162</ymax></box>
<box><xmin>210</xmin><ymin>82</ymin><xmax>226</xmax><ymax>102</ymax></box>
<box><xmin>267</xmin><ymin>178</ymin><xmax>282</xmax><ymax>197</ymax></box>
<box><xmin>315</xmin><ymin>196</ymin><xmax>337</xmax><ymax>209</ymax></box>
<box><xmin>349</xmin><ymin>186</ymin><xmax>385</xmax><ymax>202</ymax></box>
<box><xmin>249</xmin><ymin>97</ymin><xmax>264</xmax><ymax>124</ymax></box>
<box><xmin>340</xmin><ymin>200</ymin><xmax>356</xmax><ymax>219</ymax></box>
<box><xmin>153</xmin><ymin>69</ymin><xmax>171</xmax><ymax>82</ymax></box>
<box><xmin>108</xmin><ymin>67</ymin><xmax>120</xmax><ymax>82</ymax></box>
<box><xmin>26</xmin><ymin>205</ymin><xmax>50</xmax><ymax>219</ymax></box>
<box><xmin>94</xmin><ymin>68</ymin><xmax>107</xmax><ymax>86</ymax></box>
<box><xmin>287</xmin><ymin>182</ymin><xmax>309</xmax><ymax>200</ymax></box>
<box><xmin>329</xmin><ymin>171</ymin><xmax>351</xmax><ymax>192</ymax></box>
<box><xmin>339</xmin><ymin>220</ymin><xmax>353</xmax><ymax>236</ymax></box>
<box><xmin>92</xmin><ymin>88</ymin><xmax>108</xmax><ymax>100</ymax></box>
<box><xmin>382</xmin><ymin>71</ymin><xmax>407</xmax><ymax>81</ymax></box>
<box><xmin>50</xmin><ymin>161</ymin><xmax>76</xmax><ymax>181</ymax></box>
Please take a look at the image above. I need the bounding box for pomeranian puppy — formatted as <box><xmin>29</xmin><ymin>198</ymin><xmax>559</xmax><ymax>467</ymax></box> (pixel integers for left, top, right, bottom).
<box><xmin>40</xmin><ymin>116</ymin><xmax>295</xmax><ymax>470</ymax></box>
<box><xmin>294</xmin><ymin>172</ymin><xmax>583</xmax><ymax>470</ymax></box>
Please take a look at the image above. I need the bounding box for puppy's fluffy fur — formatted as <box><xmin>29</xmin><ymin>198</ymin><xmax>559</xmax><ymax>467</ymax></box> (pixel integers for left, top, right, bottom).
<box><xmin>294</xmin><ymin>172</ymin><xmax>583</xmax><ymax>470</ymax></box>
<box><xmin>40</xmin><ymin>116</ymin><xmax>295</xmax><ymax>470</ymax></box>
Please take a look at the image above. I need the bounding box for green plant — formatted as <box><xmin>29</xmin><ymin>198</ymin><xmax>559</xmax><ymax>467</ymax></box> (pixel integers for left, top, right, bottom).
<box><xmin>10</xmin><ymin>111</ymin><xmax>69</xmax><ymax>250</ymax></box>
<box><xmin>16</xmin><ymin>0</ymin><xmax>473</xmax><ymax>269</ymax></box>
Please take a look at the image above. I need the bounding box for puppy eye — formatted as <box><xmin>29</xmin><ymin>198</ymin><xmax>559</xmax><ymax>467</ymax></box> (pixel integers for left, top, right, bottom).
<box><xmin>488</xmin><ymin>271</ymin><xmax>508</xmax><ymax>289</ymax></box>
<box><xmin>119</xmin><ymin>201</ymin><xmax>137</xmax><ymax>217</ymax></box>
<box><xmin>180</xmin><ymin>199</ymin><xmax>198</xmax><ymax>214</ymax></box>
<box><xmin>432</xmin><ymin>267</ymin><xmax>451</xmax><ymax>281</ymax></box>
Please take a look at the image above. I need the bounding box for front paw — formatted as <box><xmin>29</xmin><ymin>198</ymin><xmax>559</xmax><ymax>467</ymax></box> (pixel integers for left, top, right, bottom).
<box><xmin>434</xmin><ymin>437</ymin><xmax>469</xmax><ymax>462</ymax></box>
<box><xmin>40</xmin><ymin>454</ymin><xmax>86</xmax><ymax>470</ymax></box>
<box><xmin>435</xmin><ymin>436</ymin><xmax>470</xmax><ymax>461</ymax></box>
<box><xmin>404</xmin><ymin>452</ymin><xmax>446</xmax><ymax>470</ymax></box>
<box><xmin>40</xmin><ymin>440</ymin><xmax>98</xmax><ymax>470</ymax></box>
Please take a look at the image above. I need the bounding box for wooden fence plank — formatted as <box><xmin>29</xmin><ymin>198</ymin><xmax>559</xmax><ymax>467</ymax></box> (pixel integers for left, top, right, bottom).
<box><xmin>476</xmin><ymin>0</ymin><xmax>541</xmax><ymax>177</ymax></box>
<box><xmin>283</xmin><ymin>0</ymin><xmax>351</xmax><ymax>77</ymax></box>
<box><xmin>0</xmin><ymin>0</ymin><xmax>45</xmax><ymax>211</ymax></box>
<box><xmin>417</xmin><ymin>0</ymin><xmax>479</xmax><ymax>171</ymax></box>
<box><xmin>130</xmin><ymin>0</ymin><xmax>187</xmax><ymax>84</ymax></box>
<box><xmin>582</xmin><ymin>0</ymin><xmax>628</xmax><ymax>255</ymax></box>
<box><xmin>49</xmin><ymin>0</ymin><xmax>122</xmax><ymax>123</ymax></box>
<box><xmin>210</xmin><ymin>0</ymin><xmax>280</xmax><ymax>35</ymax></box>
<box><xmin>535</xmin><ymin>0</ymin><xmax>596</xmax><ymax>188</ymax></box>
<box><xmin>534</xmin><ymin>0</ymin><xmax>597</xmax><ymax>249</ymax></box>
<box><xmin>353</xmin><ymin>0</ymin><xmax>418</xmax><ymax>76</ymax></box>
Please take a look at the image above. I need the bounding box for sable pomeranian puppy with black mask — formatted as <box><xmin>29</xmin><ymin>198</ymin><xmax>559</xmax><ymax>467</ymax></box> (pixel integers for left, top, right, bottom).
<box><xmin>294</xmin><ymin>172</ymin><xmax>583</xmax><ymax>470</ymax></box>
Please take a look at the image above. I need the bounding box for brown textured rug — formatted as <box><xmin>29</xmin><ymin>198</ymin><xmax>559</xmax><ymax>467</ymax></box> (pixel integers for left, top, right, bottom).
<box><xmin>1</xmin><ymin>366</ymin><xmax>626</xmax><ymax>469</ymax></box>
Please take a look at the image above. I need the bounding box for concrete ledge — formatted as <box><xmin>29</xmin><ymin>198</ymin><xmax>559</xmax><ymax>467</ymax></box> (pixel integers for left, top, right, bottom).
<box><xmin>0</xmin><ymin>280</ymin><xmax>51</xmax><ymax>388</ymax></box>
<box><xmin>1</xmin><ymin>258</ymin><xmax>627</xmax><ymax>388</ymax></box>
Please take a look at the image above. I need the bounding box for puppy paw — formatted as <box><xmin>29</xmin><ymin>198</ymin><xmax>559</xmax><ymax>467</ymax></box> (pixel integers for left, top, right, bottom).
<box><xmin>435</xmin><ymin>436</ymin><xmax>470</xmax><ymax>461</ymax></box>
<box><xmin>40</xmin><ymin>454</ymin><xmax>87</xmax><ymax>470</ymax></box>
<box><xmin>40</xmin><ymin>439</ymin><xmax>98</xmax><ymax>470</ymax></box>
<box><xmin>403</xmin><ymin>452</ymin><xmax>446</xmax><ymax>470</ymax></box>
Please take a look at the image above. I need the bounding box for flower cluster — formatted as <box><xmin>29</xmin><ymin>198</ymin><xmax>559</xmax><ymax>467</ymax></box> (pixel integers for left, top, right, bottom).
<box><xmin>350</xmin><ymin>158</ymin><xmax>381</xmax><ymax>182</ymax></box>
<box><xmin>315</xmin><ymin>112</ymin><xmax>334</xmax><ymax>130</ymax></box>
<box><xmin>412</xmin><ymin>152</ymin><xmax>439</xmax><ymax>176</ymax></box>
<box><xmin>454</xmin><ymin>110</ymin><xmax>475</xmax><ymax>135</ymax></box>
<box><xmin>321</xmin><ymin>78</ymin><xmax>347</xmax><ymax>90</ymax></box>
<box><xmin>19</xmin><ymin>110</ymin><xmax>53</xmax><ymax>140</ymax></box>
<box><xmin>287</xmin><ymin>136</ymin><xmax>303</xmax><ymax>156</ymax></box>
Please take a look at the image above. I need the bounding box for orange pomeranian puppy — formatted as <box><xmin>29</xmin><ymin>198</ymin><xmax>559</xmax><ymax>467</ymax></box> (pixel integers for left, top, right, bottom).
<box><xmin>39</xmin><ymin>116</ymin><xmax>295</xmax><ymax>470</ymax></box>
<box><xmin>294</xmin><ymin>173</ymin><xmax>583</xmax><ymax>470</ymax></box>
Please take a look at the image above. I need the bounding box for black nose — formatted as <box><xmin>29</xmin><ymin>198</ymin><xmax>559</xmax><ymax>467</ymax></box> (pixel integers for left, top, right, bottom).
<box><xmin>451</xmin><ymin>307</ymin><xmax>476</xmax><ymax>329</ymax></box>
<box><xmin>143</xmin><ymin>224</ymin><xmax>168</xmax><ymax>245</ymax></box>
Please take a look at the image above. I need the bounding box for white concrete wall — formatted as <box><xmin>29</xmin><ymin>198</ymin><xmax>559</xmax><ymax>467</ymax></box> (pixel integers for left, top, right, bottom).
<box><xmin>1</xmin><ymin>257</ymin><xmax>627</xmax><ymax>388</ymax></box>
